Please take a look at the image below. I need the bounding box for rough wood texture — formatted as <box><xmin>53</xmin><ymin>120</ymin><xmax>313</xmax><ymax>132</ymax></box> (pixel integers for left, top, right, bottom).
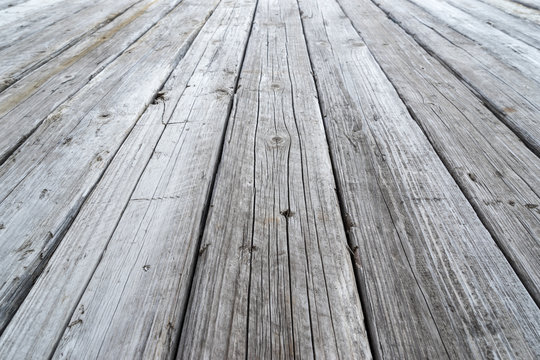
<box><xmin>480</xmin><ymin>0</ymin><xmax>540</xmax><ymax>24</ymax></box>
<box><xmin>298</xmin><ymin>0</ymin><xmax>540</xmax><ymax>358</ymax></box>
<box><xmin>0</xmin><ymin>0</ymin><xmax>539</xmax><ymax>358</ymax></box>
<box><xmin>0</xmin><ymin>0</ymin><xmax>216</xmax><ymax>333</ymax></box>
<box><xmin>178</xmin><ymin>0</ymin><xmax>371</xmax><ymax>357</ymax></box>
<box><xmin>407</xmin><ymin>0</ymin><xmax>540</xmax><ymax>81</ymax></box>
<box><xmin>51</xmin><ymin>0</ymin><xmax>257</xmax><ymax>358</ymax></box>
<box><xmin>0</xmin><ymin>0</ymin><xmax>183</xmax><ymax>164</ymax></box>
<box><xmin>374</xmin><ymin>0</ymin><xmax>540</xmax><ymax>156</ymax></box>
<box><xmin>339</xmin><ymin>0</ymin><xmax>540</xmax><ymax>304</ymax></box>
<box><xmin>445</xmin><ymin>0</ymin><xmax>540</xmax><ymax>48</ymax></box>
<box><xmin>0</xmin><ymin>0</ymin><xmax>141</xmax><ymax>91</ymax></box>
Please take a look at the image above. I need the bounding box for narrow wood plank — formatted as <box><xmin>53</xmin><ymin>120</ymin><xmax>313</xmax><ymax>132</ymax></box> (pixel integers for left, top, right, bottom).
<box><xmin>0</xmin><ymin>0</ymin><xmax>184</xmax><ymax>164</ymax></box>
<box><xmin>405</xmin><ymin>0</ymin><xmax>540</xmax><ymax>82</ymax></box>
<box><xmin>0</xmin><ymin>0</ymin><xmax>142</xmax><ymax>91</ymax></box>
<box><xmin>50</xmin><ymin>1</ymin><xmax>258</xmax><ymax>358</ymax></box>
<box><xmin>444</xmin><ymin>0</ymin><xmax>540</xmax><ymax>48</ymax></box>
<box><xmin>480</xmin><ymin>0</ymin><xmax>540</xmax><ymax>24</ymax></box>
<box><xmin>178</xmin><ymin>0</ymin><xmax>371</xmax><ymax>358</ymax></box>
<box><xmin>340</xmin><ymin>0</ymin><xmax>540</xmax><ymax>303</ymax></box>
<box><xmin>373</xmin><ymin>0</ymin><xmax>540</xmax><ymax>155</ymax></box>
<box><xmin>298</xmin><ymin>0</ymin><xmax>540</xmax><ymax>358</ymax></box>
<box><xmin>0</xmin><ymin>0</ymin><xmax>218</xmax><ymax>333</ymax></box>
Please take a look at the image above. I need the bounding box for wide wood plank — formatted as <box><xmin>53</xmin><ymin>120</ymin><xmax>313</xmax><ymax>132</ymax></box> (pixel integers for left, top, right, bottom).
<box><xmin>0</xmin><ymin>0</ymin><xmax>141</xmax><ymax>92</ymax></box>
<box><xmin>406</xmin><ymin>0</ymin><xmax>540</xmax><ymax>82</ymax></box>
<box><xmin>178</xmin><ymin>0</ymin><xmax>371</xmax><ymax>358</ymax></box>
<box><xmin>0</xmin><ymin>0</ymin><xmax>218</xmax><ymax>333</ymax></box>
<box><xmin>50</xmin><ymin>0</ymin><xmax>257</xmax><ymax>358</ymax></box>
<box><xmin>0</xmin><ymin>0</ymin><xmax>183</xmax><ymax>164</ymax></box>
<box><xmin>444</xmin><ymin>0</ymin><xmax>540</xmax><ymax>48</ymax></box>
<box><xmin>373</xmin><ymin>0</ymin><xmax>540</xmax><ymax>155</ymax></box>
<box><xmin>340</xmin><ymin>0</ymin><xmax>540</xmax><ymax>303</ymax></box>
<box><xmin>298</xmin><ymin>0</ymin><xmax>540</xmax><ymax>357</ymax></box>
<box><xmin>0</xmin><ymin>0</ymin><xmax>31</xmax><ymax>11</ymax></box>
<box><xmin>481</xmin><ymin>0</ymin><xmax>540</xmax><ymax>23</ymax></box>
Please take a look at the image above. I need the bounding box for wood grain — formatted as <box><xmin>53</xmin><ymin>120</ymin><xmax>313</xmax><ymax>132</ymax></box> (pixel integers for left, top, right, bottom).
<box><xmin>178</xmin><ymin>0</ymin><xmax>372</xmax><ymax>357</ymax></box>
<box><xmin>298</xmin><ymin>0</ymin><xmax>540</xmax><ymax>357</ymax></box>
<box><xmin>406</xmin><ymin>0</ymin><xmax>540</xmax><ymax>82</ymax></box>
<box><xmin>480</xmin><ymin>0</ymin><xmax>540</xmax><ymax>24</ymax></box>
<box><xmin>0</xmin><ymin>0</ymin><xmax>142</xmax><ymax>91</ymax></box>
<box><xmin>51</xmin><ymin>0</ymin><xmax>257</xmax><ymax>358</ymax></box>
<box><xmin>340</xmin><ymin>0</ymin><xmax>540</xmax><ymax>304</ymax></box>
<box><xmin>0</xmin><ymin>0</ymin><xmax>217</xmax><ymax>333</ymax></box>
<box><xmin>373</xmin><ymin>0</ymin><xmax>540</xmax><ymax>156</ymax></box>
<box><xmin>0</xmin><ymin>0</ymin><xmax>183</xmax><ymax>164</ymax></box>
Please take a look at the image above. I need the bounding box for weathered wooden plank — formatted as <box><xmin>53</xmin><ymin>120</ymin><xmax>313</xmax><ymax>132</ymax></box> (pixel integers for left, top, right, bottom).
<box><xmin>0</xmin><ymin>0</ymin><xmax>142</xmax><ymax>92</ymax></box>
<box><xmin>373</xmin><ymin>0</ymin><xmax>540</xmax><ymax>155</ymax></box>
<box><xmin>298</xmin><ymin>0</ymin><xmax>540</xmax><ymax>358</ymax></box>
<box><xmin>0</xmin><ymin>0</ymin><xmax>184</xmax><ymax>164</ymax></box>
<box><xmin>0</xmin><ymin>0</ymin><xmax>67</xmax><ymax>29</ymax></box>
<box><xmin>339</xmin><ymin>0</ymin><xmax>540</xmax><ymax>303</ymax></box>
<box><xmin>480</xmin><ymin>0</ymin><xmax>540</xmax><ymax>24</ymax></box>
<box><xmin>49</xmin><ymin>1</ymin><xmax>258</xmax><ymax>358</ymax></box>
<box><xmin>0</xmin><ymin>0</ymin><xmax>31</xmax><ymax>11</ymax></box>
<box><xmin>405</xmin><ymin>0</ymin><xmax>540</xmax><ymax>82</ymax></box>
<box><xmin>178</xmin><ymin>0</ymin><xmax>371</xmax><ymax>358</ymax></box>
<box><xmin>512</xmin><ymin>0</ymin><xmax>540</xmax><ymax>10</ymax></box>
<box><xmin>444</xmin><ymin>0</ymin><xmax>540</xmax><ymax>48</ymax></box>
<box><xmin>0</xmin><ymin>0</ymin><xmax>218</xmax><ymax>333</ymax></box>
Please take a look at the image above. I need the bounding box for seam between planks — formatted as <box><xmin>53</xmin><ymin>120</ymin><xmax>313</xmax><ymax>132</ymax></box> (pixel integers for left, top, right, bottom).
<box><xmin>294</xmin><ymin>1</ymin><xmax>379</xmax><ymax>358</ymax></box>
<box><xmin>164</xmin><ymin>1</ymin><xmax>261</xmax><ymax>357</ymax></box>
<box><xmin>0</xmin><ymin>0</ymin><xmax>221</xmax><ymax>340</ymax></box>
<box><xmin>53</xmin><ymin>2</ymin><xmax>225</xmax><ymax>355</ymax></box>
<box><xmin>0</xmin><ymin>0</ymin><xmax>145</xmax><ymax>95</ymax></box>
<box><xmin>372</xmin><ymin>0</ymin><xmax>540</xmax><ymax>157</ymax></box>
<box><xmin>0</xmin><ymin>0</ymin><xmax>182</xmax><ymax>168</ymax></box>
<box><xmin>363</xmin><ymin>0</ymin><xmax>540</xmax><ymax>307</ymax></box>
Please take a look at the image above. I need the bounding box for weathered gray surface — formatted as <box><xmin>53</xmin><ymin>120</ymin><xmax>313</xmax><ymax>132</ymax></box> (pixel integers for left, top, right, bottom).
<box><xmin>374</xmin><ymin>0</ymin><xmax>540</xmax><ymax>156</ymax></box>
<box><xmin>299</xmin><ymin>0</ymin><xmax>540</xmax><ymax>357</ymax></box>
<box><xmin>0</xmin><ymin>0</ymin><xmax>539</xmax><ymax>358</ymax></box>
<box><xmin>0</xmin><ymin>0</ymin><xmax>184</xmax><ymax>164</ymax></box>
<box><xmin>338</xmin><ymin>0</ymin><xmax>540</xmax><ymax>304</ymax></box>
<box><xmin>178</xmin><ymin>0</ymin><xmax>371</xmax><ymax>358</ymax></box>
<box><xmin>0</xmin><ymin>0</ymin><xmax>217</xmax><ymax>333</ymax></box>
<box><xmin>51</xmin><ymin>0</ymin><xmax>257</xmax><ymax>358</ymax></box>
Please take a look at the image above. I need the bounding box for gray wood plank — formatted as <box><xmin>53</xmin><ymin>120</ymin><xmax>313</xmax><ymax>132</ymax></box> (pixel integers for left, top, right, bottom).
<box><xmin>512</xmin><ymin>0</ymin><xmax>540</xmax><ymax>10</ymax></box>
<box><xmin>178</xmin><ymin>0</ymin><xmax>372</xmax><ymax>358</ymax></box>
<box><xmin>0</xmin><ymin>0</ymin><xmax>184</xmax><ymax>164</ymax></box>
<box><xmin>0</xmin><ymin>0</ymin><xmax>142</xmax><ymax>92</ymax></box>
<box><xmin>480</xmin><ymin>0</ymin><xmax>540</xmax><ymax>24</ymax></box>
<box><xmin>0</xmin><ymin>0</ymin><xmax>31</xmax><ymax>11</ymax></box>
<box><xmin>444</xmin><ymin>0</ymin><xmax>540</xmax><ymax>48</ymax></box>
<box><xmin>298</xmin><ymin>0</ymin><xmax>540</xmax><ymax>358</ymax></box>
<box><xmin>405</xmin><ymin>0</ymin><xmax>540</xmax><ymax>83</ymax></box>
<box><xmin>49</xmin><ymin>0</ymin><xmax>258</xmax><ymax>358</ymax></box>
<box><xmin>373</xmin><ymin>0</ymin><xmax>540</xmax><ymax>156</ymax></box>
<box><xmin>0</xmin><ymin>0</ymin><xmax>218</xmax><ymax>334</ymax></box>
<box><xmin>340</xmin><ymin>0</ymin><xmax>540</xmax><ymax>304</ymax></box>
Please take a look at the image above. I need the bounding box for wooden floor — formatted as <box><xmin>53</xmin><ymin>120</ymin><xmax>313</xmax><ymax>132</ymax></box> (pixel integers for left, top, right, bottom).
<box><xmin>0</xmin><ymin>0</ymin><xmax>539</xmax><ymax>358</ymax></box>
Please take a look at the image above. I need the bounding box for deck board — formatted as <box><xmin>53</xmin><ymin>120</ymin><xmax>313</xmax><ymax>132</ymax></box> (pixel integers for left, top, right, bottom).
<box><xmin>299</xmin><ymin>0</ymin><xmax>539</xmax><ymax>357</ymax></box>
<box><xmin>178</xmin><ymin>0</ymin><xmax>371</xmax><ymax>357</ymax></box>
<box><xmin>338</xmin><ymin>0</ymin><xmax>540</xmax><ymax>304</ymax></box>
<box><xmin>0</xmin><ymin>0</ymin><xmax>215</xmax><ymax>333</ymax></box>
<box><xmin>0</xmin><ymin>0</ymin><xmax>184</xmax><ymax>164</ymax></box>
<box><xmin>0</xmin><ymin>0</ymin><xmax>539</xmax><ymax>358</ymax></box>
<box><xmin>375</xmin><ymin>0</ymin><xmax>540</xmax><ymax>156</ymax></box>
